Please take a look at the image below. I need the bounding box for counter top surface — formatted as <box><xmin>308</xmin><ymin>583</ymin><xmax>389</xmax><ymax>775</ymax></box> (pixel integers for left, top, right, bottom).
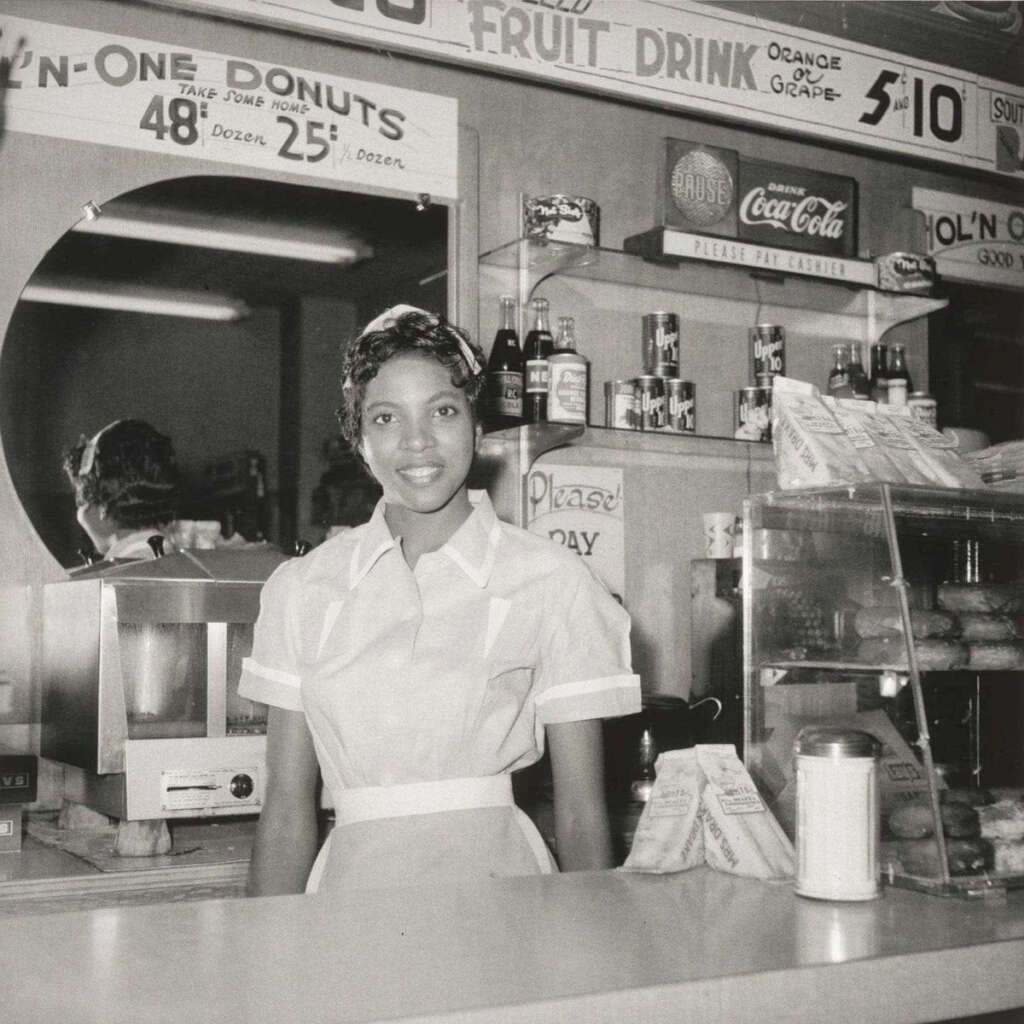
<box><xmin>3</xmin><ymin>867</ymin><xmax>1023</xmax><ymax>1024</ymax></box>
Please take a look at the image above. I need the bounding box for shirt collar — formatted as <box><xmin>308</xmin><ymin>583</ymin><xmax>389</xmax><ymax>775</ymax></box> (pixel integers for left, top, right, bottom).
<box><xmin>348</xmin><ymin>499</ymin><xmax>400</xmax><ymax>589</ymax></box>
<box><xmin>105</xmin><ymin>529</ymin><xmax>166</xmax><ymax>561</ymax></box>
<box><xmin>439</xmin><ymin>490</ymin><xmax>501</xmax><ymax>589</ymax></box>
<box><xmin>348</xmin><ymin>490</ymin><xmax>501</xmax><ymax>591</ymax></box>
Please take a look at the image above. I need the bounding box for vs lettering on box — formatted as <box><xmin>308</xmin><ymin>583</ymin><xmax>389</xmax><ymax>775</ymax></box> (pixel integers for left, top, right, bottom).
<box><xmin>737</xmin><ymin>159</ymin><xmax>858</xmax><ymax>257</ymax></box>
<box><xmin>659</xmin><ymin>138</ymin><xmax>739</xmax><ymax>238</ymax></box>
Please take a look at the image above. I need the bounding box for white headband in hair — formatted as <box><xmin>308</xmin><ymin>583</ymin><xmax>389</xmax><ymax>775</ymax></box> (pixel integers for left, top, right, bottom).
<box><xmin>77</xmin><ymin>418</ymin><xmax>123</xmax><ymax>477</ymax></box>
<box><xmin>354</xmin><ymin>304</ymin><xmax>482</xmax><ymax>380</ymax></box>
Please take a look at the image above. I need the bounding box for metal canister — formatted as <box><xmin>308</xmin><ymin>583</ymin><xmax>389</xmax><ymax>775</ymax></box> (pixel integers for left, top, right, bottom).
<box><xmin>750</xmin><ymin>323</ymin><xmax>785</xmax><ymax>380</ymax></box>
<box><xmin>665</xmin><ymin>379</ymin><xmax>695</xmax><ymax>433</ymax></box>
<box><xmin>735</xmin><ymin>385</ymin><xmax>772</xmax><ymax>442</ymax></box>
<box><xmin>641</xmin><ymin>312</ymin><xmax>679</xmax><ymax>378</ymax></box>
<box><xmin>794</xmin><ymin>726</ymin><xmax>881</xmax><ymax>901</ymax></box>
<box><xmin>907</xmin><ymin>391</ymin><xmax>937</xmax><ymax>427</ymax></box>
<box><xmin>604</xmin><ymin>380</ymin><xmax>636</xmax><ymax>430</ymax></box>
<box><xmin>634</xmin><ymin>375</ymin><xmax>665</xmax><ymax>431</ymax></box>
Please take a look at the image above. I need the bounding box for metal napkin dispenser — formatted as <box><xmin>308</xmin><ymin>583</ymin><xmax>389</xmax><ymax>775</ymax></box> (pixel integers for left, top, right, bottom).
<box><xmin>41</xmin><ymin>548</ymin><xmax>288</xmax><ymax>820</ymax></box>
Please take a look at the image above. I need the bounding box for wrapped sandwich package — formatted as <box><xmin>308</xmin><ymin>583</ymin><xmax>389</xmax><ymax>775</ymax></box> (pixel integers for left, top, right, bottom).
<box><xmin>622</xmin><ymin>745</ymin><xmax>795</xmax><ymax>880</ymax></box>
<box><xmin>771</xmin><ymin>375</ymin><xmax>988</xmax><ymax>491</ymax></box>
<box><xmin>771</xmin><ymin>377</ymin><xmax>873</xmax><ymax>490</ymax></box>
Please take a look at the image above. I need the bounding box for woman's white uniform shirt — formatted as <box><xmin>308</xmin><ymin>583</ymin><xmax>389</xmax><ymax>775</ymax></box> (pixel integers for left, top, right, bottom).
<box><xmin>239</xmin><ymin>490</ymin><xmax>640</xmax><ymax>894</ymax></box>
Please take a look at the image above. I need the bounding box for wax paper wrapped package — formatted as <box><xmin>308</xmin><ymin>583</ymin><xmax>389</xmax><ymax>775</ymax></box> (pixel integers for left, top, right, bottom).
<box><xmin>851</xmin><ymin>401</ymin><xmax>934</xmax><ymax>485</ymax></box>
<box><xmin>772</xmin><ymin>377</ymin><xmax>873</xmax><ymax>490</ymax></box>
<box><xmin>883</xmin><ymin>409</ymin><xmax>986</xmax><ymax>489</ymax></box>
<box><xmin>697</xmin><ymin>745</ymin><xmax>796</xmax><ymax>880</ymax></box>
<box><xmin>622</xmin><ymin>746</ymin><xmax>794</xmax><ymax>880</ymax></box>
<box><xmin>622</xmin><ymin>749</ymin><xmax>704</xmax><ymax>873</ymax></box>
<box><xmin>826</xmin><ymin>398</ymin><xmax>909</xmax><ymax>483</ymax></box>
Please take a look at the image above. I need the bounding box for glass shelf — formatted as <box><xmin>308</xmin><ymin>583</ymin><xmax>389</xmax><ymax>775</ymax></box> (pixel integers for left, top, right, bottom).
<box><xmin>479</xmin><ymin>237</ymin><xmax>948</xmax><ymax>338</ymax></box>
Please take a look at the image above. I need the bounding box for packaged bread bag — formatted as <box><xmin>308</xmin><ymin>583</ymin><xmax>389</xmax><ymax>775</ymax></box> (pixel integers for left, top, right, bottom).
<box><xmin>697</xmin><ymin>745</ymin><xmax>796</xmax><ymax>879</ymax></box>
<box><xmin>622</xmin><ymin>745</ymin><xmax>795</xmax><ymax>880</ymax></box>
<box><xmin>772</xmin><ymin>377</ymin><xmax>874</xmax><ymax>490</ymax></box>
<box><xmin>826</xmin><ymin>398</ymin><xmax>910</xmax><ymax>483</ymax></box>
<box><xmin>831</xmin><ymin>398</ymin><xmax>933</xmax><ymax>485</ymax></box>
<box><xmin>622</xmin><ymin>748</ymin><xmax>704</xmax><ymax>873</ymax></box>
<box><xmin>880</xmin><ymin>407</ymin><xmax>986</xmax><ymax>489</ymax></box>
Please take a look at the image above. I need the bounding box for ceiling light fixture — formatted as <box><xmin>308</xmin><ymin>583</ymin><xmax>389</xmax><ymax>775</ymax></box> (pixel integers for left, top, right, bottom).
<box><xmin>22</xmin><ymin>277</ymin><xmax>252</xmax><ymax>321</ymax></box>
<box><xmin>72</xmin><ymin>204</ymin><xmax>372</xmax><ymax>264</ymax></box>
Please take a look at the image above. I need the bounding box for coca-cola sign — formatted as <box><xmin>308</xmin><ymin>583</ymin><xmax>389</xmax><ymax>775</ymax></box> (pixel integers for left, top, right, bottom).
<box><xmin>737</xmin><ymin>159</ymin><xmax>857</xmax><ymax>256</ymax></box>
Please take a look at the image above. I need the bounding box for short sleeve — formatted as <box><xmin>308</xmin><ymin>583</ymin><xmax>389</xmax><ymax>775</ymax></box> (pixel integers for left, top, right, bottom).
<box><xmin>238</xmin><ymin>561</ymin><xmax>304</xmax><ymax>712</ymax></box>
<box><xmin>533</xmin><ymin>560</ymin><xmax>641</xmax><ymax>726</ymax></box>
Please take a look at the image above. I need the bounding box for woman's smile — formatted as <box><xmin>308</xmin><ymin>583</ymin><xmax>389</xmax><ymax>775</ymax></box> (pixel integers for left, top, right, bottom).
<box><xmin>360</xmin><ymin>352</ymin><xmax>478</xmax><ymax>531</ymax></box>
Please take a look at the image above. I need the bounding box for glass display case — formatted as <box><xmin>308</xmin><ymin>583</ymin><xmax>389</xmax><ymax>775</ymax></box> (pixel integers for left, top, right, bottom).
<box><xmin>742</xmin><ymin>484</ymin><xmax>1024</xmax><ymax>897</ymax></box>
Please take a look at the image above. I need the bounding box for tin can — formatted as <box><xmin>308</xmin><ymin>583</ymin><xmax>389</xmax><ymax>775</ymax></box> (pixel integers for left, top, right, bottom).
<box><xmin>907</xmin><ymin>391</ymin><xmax>937</xmax><ymax>428</ymax></box>
<box><xmin>794</xmin><ymin>726</ymin><xmax>881</xmax><ymax>901</ymax></box>
<box><xmin>736</xmin><ymin>385</ymin><xmax>772</xmax><ymax>442</ymax></box>
<box><xmin>604</xmin><ymin>380</ymin><xmax>636</xmax><ymax>430</ymax></box>
<box><xmin>665</xmin><ymin>379</ymin><xmax>696</xmax><ymax>433</ymax></box>
<box><xmin>641</xmin><ymin>312</ymin><xmax>680</xmax><ymax>378</ymax></box>
<box><xmin>522</xmin><ymin>194</ymin><xmax>600</xmax><ymax>247</ymax></box>
<box><xmin>750</xmin><ymin>324</ymin><xmax>785</xmax><ymax>380</ymax></box>
<box><xmin>634</xmin><ymin>375</ymin><xmax>665</xmax><ymax>431</ymax></box>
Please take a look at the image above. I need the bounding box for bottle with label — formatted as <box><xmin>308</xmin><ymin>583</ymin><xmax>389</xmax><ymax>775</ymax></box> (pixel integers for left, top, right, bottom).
<box><xmin>888</xmin><ymin>344</ymin><xmax>913</xmax><ymax>395</ymax></box>
<box><xmin>522</xmin><ymin>296</ymin><xmax>554</xmax><ymax>423</ymax></box>
<box><xmin>547</xmin><ymin>316</ymin><xmax>589</xmax><ymax>424</ymax></box>
<box><xmin>827</xmin><ymin>344</ymin><xmax>852</xmax><ymax>398</ymax></box>
<box><xmin>630</xmin><ymin>726</ymin><xmax>658</xmax><ymax>804</ymax></box>
<box><xmin>868</xmin><ymin>342</ymin><xmax>889</xmax><ymax>403</ymax></box>
<box><xmin>483</xmin><ymin>295</ymin><xmax>523</xmax><ymax>431</ymax></box>
<box><xmin>847</xmin><ymin>344</ymin><xmax>871</xmax><ymax>399</ymax></box>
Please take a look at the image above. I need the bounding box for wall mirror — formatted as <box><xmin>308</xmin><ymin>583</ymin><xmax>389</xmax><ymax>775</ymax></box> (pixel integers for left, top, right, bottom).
<box><xmin>0</xmin><ymin>174</ymin><xmax>452</xmax><ymax>567</ymax></box>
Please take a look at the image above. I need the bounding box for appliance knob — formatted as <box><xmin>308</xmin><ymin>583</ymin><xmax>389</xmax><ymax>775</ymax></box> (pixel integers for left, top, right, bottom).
<box><xmin>230</xmin><ymin>773</ymin><xmax>254</xmax><ymax>799</ymax></box>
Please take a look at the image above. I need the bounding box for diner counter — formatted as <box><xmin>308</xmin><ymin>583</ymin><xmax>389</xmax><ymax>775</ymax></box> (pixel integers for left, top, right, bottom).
<box><xmin>3</xmin><ymin>867</ymin><xmax>1024</xmax><ymax>1024</ymax></box>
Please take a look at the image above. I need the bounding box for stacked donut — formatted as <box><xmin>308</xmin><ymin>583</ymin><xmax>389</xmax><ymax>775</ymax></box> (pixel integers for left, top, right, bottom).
<box><xmin>853</xmin><ymin>582</ymin><xmax>1024</xmax><ymax>671</ymax></box>
<box><xmin>884</xmin><ymin>789</ymin><xmax>1024</xmax><ymax>878</ymax></box>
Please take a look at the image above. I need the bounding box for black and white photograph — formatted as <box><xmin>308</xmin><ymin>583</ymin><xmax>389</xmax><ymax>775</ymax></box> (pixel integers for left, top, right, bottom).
<box><xmin>0</xmin><ymin>2</ymin><xmax>1022</xmax><ymax>1022</ymax></box>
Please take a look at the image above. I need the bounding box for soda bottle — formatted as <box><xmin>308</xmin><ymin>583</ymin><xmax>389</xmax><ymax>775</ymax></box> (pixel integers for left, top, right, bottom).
<box><xmin>522</xmin><ymin>297</ymin><xmax>554</xmax><ymax>423</ymax></box>
<box><xmin>888</xmin><ymin>344</ymin><xmax>913</xmax><ymax>395</ymax></box>
<box><xmin>847</xmin><ymin>344</ymin><xmax>871</xmax><ymax>399</ymax></box>
<box><xmin>869</xmin><ymin>342</ymin><xmax>889</xmax><ymax>403</ymax></box>
<box><xmin>483</xmin><ymin>295</ymin><xmax>523</xmax><ymax>431</ymax></box>
<box><xmin>547</xmin><ymin>316</ymin><xmax>589</xmax><ymax>425</ymax></box>
<box><xmin>827</xmin><ymin>344</ymin><xmax>852</xmax><ymax>398</ymax></box>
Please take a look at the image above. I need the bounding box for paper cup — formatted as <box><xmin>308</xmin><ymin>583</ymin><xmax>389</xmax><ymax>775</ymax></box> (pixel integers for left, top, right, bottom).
<box><xmin>703</xmin><ymin>512</ymin><xmax>736</xmax><ymax>559</ymax></box>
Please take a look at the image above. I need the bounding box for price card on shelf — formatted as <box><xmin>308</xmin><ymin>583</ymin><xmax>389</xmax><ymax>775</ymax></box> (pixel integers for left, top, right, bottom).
<box><xmin>1</xmin><ymin>16</ymin><xmax>458</xmax><ymax>200</ymax></box>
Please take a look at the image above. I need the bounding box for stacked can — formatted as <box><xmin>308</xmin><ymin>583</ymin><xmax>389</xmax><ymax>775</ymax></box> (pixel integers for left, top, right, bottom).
<box><xmin>602</xmin><ymin>312</ymin><xmax>696</xmax><ymax>432</ymax></box>
<box><xmin>736</xmin><ymin>324</ymin><xmax>784</xmax><ymax>442</ymax></box>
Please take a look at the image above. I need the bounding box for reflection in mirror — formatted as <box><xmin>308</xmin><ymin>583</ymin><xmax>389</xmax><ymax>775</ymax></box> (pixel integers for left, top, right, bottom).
<box><xmin>0</xmin><ymin>175</ymin><xmax>447</xmax><ymax>567</ymax></box>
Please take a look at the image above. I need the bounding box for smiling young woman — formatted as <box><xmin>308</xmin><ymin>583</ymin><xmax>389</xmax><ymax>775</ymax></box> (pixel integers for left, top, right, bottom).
<box><xmin>240</xmin><ymin>306</ymin><xmax>640</xmax><ymax>897</ymax></box>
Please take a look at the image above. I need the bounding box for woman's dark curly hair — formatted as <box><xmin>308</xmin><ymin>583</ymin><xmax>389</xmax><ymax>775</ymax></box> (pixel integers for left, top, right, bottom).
<box><xmin>337</xmin><ymin>308</ymin><xmax>486</xmax><ymax>447</ymax></box>
<box><xmin>63</xmin><ymin>419</ymin><xmax>180</xmax><ymax>530</ymax></box>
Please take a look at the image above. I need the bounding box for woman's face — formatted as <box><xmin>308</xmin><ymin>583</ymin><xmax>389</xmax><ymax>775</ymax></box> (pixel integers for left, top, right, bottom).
<box><xmin>359</xmin><ymin>352</ymin><xmax>478</xmax><ymax>517</ymax></box>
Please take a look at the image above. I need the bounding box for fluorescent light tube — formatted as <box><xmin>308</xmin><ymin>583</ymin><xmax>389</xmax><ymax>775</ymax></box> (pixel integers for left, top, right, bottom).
<box><xmin>22</xmin><ymin>277</ymin><xmax>251</xmax><ymax>321</ymax></box>
<box><xmin>72</xmin><ymin>206</ymin><xmax>370</xmax><ymax>264</ymax></box>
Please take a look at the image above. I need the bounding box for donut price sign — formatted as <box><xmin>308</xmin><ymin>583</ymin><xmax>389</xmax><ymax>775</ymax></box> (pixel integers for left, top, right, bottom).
<box><xmin>0</xmin><ymin>16</ymin><xmax>458</xmax><ymax>199</ymax></box>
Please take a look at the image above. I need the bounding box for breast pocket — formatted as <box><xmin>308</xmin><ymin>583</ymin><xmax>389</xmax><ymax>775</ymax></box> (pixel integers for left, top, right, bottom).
<box><xmin>482</xmin><ymin>596</ymin><xmax>540</xmax><ymax>704</ymax></box>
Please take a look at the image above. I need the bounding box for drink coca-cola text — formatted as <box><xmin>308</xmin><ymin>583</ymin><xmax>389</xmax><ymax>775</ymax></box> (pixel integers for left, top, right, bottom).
<box><xmin>739</xmin><ymin>187</ymin><xmax>847</xmax><ymax>239</ymax></box>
